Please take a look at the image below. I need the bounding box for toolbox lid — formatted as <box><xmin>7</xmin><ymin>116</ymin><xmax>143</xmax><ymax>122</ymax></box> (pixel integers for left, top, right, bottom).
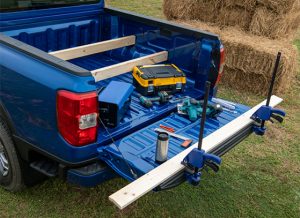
<box><xmin>98</xmin><ymin>81</ymin><xmax>134</xmax><ymax>107</ymax></box>
<box><xmin>138</xmin><ymin>65</ymin><xmax>185</xmax><ymax>80</ymax></box>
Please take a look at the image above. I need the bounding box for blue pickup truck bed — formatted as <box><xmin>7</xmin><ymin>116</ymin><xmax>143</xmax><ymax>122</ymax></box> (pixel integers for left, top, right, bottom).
<box><xmin>66</xmin><ymin>52</ymin><xmax>250</xmax><ymax>185</ymax></box>
<box><xmin>0</xmin><ymin>1</ymin><xmax>270</xmax><ymax>194</ymax></box>
<box><xmin>70</xmin><ymin>53</ymin><xmax>205</xmax><ymax>145</ymax></box>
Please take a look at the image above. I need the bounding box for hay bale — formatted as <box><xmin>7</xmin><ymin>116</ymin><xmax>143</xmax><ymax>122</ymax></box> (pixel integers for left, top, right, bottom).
<box><xmin>163</xmin><ymin>0</ymin><xmax>219</xmax><ymax>23</ymax></box>
<box><xmin>216</xmin><ymin>6</ymin><xmax>253</xmax><ymax>29</ymax></box>
<box><xmin>221</xmin><ymin>66</ymin><xmax>272</xmax><ymax>94</ymax></box>
<box><xmin>250</xmin><ymin>6</ymin><xmax>300</xmax><ymax>39</ymax></box>
<box><xmin>257</xmin><ymin>0</ymin><xmax>300</xmax><ymax>14</ymax></box>
<box><xmin>222</xmin><ymin>0</ymin><xmax>257</xmax><ymax>11</ymax></box>
<box><xmin>163</xmin><ymin>0</ymin><xmax>300</xmax><ymax>40</ymax></box>
<box><xmin>178</xmin><ymin>20</ymin><xmax>299</xmax><ymax>95</ymax></box>
<box><xmin>163</xmin><ymin>0</ymin><xmax>193</xmax><ymax>20</ymax></box>
<box><xmin>163</xmin><ymin>0</ymin><xmax>253</xmax><ymax>30</ymax></box>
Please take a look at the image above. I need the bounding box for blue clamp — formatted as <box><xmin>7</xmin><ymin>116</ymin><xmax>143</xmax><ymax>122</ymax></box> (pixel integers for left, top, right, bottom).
<box><xmin>251</xmin><ymin>105</ymin><xmax>286</xmax><ymax>135</ymax></box>
<box><xmin>182</xmin><ymin>148</ymin><xmax>222</xmax><ymax>186</ymax></box>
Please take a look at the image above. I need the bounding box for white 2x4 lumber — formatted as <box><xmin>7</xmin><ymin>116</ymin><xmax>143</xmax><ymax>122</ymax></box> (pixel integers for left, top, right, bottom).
<box><xmin>49</xmin><ymin>35</ymin><xmax>136</xmax><ymax>60</ymax></box>
<box><xmin>109</xmin><ymin>95</ymin><xmax>283</xmax><ymax>210</ymax></box>
<box><xmin>91</xmin><ymin>51</ymin><xmax>168</xmax><ymax>82</ymax></box>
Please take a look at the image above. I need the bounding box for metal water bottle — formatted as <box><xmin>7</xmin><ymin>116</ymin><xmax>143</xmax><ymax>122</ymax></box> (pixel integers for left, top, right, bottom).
<box><xmin>155</xmin><ymin>132</ymin><xmax>169</xmax><ymax>163</ymax></box>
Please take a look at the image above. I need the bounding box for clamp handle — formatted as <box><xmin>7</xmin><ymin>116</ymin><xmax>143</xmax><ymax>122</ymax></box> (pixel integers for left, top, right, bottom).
<box><xmin>271</xmin><ymin>108</ymin><xmax>286</xmax><ymax>117</ymax></box>
<box><xmin>182</xmin><ymin>148</ymin><xmax>222</xmax><ymax>186</ymax></box>
<box><xmin>203</xmin><ymin>152</ymin><xmax>222</xmax><ymax>166</ymax></box>
<box><xmin>252</xmin><ymin>105</ymin><xmax>286</xmax><ymax>135</ymax></box>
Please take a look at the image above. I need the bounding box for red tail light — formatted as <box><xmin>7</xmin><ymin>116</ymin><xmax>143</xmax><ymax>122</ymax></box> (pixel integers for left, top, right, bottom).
<box><xmin>215</xmin><ymin>46</ymin><xmax>225</xmax><ymax>85</ymax></box>
<box><xmin>57</xmin><ymin>90</ymin><xmax>98</xmax><ymax>146</ymax></box>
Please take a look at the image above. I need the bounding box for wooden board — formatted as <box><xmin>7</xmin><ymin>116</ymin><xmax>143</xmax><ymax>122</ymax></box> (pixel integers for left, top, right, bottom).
<box><xmin>109</xmin><ymin>95</ymin><xmax>283</xmax><ymax>209</ymax></box>
<box><xmin>91</xmin><ymin>51</ymin><xmax>168</xmax><ymax>82</ymax></box>
<box><xmin>49</xmin><ymin>35</ymin><xmax>136</xmax><ymax>60</ymax></box>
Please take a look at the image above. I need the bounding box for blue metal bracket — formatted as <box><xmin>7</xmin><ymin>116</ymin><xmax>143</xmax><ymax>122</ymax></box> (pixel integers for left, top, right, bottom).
<box><xmin>182</xmin><ymin>148</ymin><xmax>222</xmax><ymax>186</ymax></box>
<box><xmin>251</xmin><ymin>105</ymin><xmax>286</xmax><ymax>136</ymax></box>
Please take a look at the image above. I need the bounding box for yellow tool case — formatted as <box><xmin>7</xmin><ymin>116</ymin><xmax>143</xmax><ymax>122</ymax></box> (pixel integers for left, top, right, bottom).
<box><xmin>132</xmin><ymin>64</ymin><xmax>186</xmax><ymax>96</ymax></box>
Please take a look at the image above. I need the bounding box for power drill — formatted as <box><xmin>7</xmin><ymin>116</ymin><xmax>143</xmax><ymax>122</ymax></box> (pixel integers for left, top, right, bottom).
<box><xmin>139</xmin><ymin>91</ymin><xmax>170</xmax><ymax>108</ymax></box>
<box><xmin>178</xmin><ymin>98</ymin><xmax>223</xmax><ymax>121</ymax></box>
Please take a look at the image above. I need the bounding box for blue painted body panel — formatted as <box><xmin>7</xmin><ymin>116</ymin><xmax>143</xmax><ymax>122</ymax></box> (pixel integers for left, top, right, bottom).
<box><xmin>0</xmin><ymin>2</ymin><xmax>250</xmax><ymax>186</ymax></box>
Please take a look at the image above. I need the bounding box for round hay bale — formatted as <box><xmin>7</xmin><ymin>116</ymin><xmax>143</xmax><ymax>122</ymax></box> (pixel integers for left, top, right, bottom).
<box><xmin>249</xmin><ymin>6</ymin><xmax>300</xmax><ymax>39</ymax></box>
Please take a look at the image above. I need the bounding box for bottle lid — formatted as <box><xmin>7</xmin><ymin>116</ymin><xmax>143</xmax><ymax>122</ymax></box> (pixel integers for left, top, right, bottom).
<box><xmin>158</xmin><ymin>132</ymin><xmax>169</xmax><ymax>141</ymax></box>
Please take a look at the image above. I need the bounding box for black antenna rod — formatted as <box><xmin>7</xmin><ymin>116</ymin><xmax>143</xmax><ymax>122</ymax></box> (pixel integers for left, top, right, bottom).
<box><xmin>198</xmin><ymin>81</ymin><xmax>211</xmax><ymax>150</ymax></box>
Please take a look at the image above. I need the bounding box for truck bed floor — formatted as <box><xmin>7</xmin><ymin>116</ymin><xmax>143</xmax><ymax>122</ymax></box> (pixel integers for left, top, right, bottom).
<box><xmin>70</xmin><ymin>53</ymin><xmax>204</xmax><ymax>145</ymax></box>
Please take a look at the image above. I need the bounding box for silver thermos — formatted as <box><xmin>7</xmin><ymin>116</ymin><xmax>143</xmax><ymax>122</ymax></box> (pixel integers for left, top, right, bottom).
<box><xmin>155</xmin><ymin>132</ymin><xmax>169</xmax><ymax>163</ymax></box>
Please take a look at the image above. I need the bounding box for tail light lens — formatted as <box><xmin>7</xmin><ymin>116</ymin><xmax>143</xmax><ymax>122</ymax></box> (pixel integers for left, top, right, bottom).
<box><xmin>215</xmin><ymin>46</ymin><xmax>225</xmax><ymax>86</ymax></box>
<box><xmin>57</xmin><ymin>90</ymin><xmax>98</xmax><ymax>146</ymax></box>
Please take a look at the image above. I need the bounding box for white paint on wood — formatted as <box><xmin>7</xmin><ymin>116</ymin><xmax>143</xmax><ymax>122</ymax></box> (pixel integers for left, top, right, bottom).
<box><xmin>91</xmin><ymin>51</ymin><xmax>168</xmax><ymax>82</ymax></box>
<box><xmin>109</xmin><ymin>96</ymin><xmax>283</xmax><ymax>209</ymax></box>
<box><xmin>49</xmin><ymin>35</ymin><xmax>136</xmax><ymax>60</ymax></box>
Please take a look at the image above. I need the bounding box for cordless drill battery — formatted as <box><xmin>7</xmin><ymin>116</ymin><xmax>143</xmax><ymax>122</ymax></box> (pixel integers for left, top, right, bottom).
<box><xmin>133</xmin><ymin>64</ymin><xmax>186</xmax><ymax>96</ymax></box>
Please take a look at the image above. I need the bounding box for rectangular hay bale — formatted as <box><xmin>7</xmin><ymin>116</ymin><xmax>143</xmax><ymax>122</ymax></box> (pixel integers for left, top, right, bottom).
<box><xmin>222</xmin><ymin>0</ymin><xmax>257</xmax><ymax>11</ymax></box>
<box><xmin>178</xmin><ymin>20</ymin><xmax>298</xmax><ymax>95</ymax></box>
<box><xmin>216</xmin><ymin>6</ymin><xmax>253</xmax><ymax>30</ymax></box>
<box><xmin>163</xmin><ymin>0</ymin><xmax>220</xmax><ymax>23</ymax></box>
<box><xmin>257</xmin><ymin>0</ymin><xmax>300</xmax><ymax>14</ymax></box>
<box><xmin>249</xmin><ymin>6</ymin><xmax>300</xmax><ymax>39</ymax></box>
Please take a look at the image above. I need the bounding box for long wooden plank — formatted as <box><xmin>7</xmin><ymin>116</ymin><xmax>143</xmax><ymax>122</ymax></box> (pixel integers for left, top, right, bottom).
<box><xmin>49</xmin><ymin>35</ymin><xmax>136</xmax><ymax>60</ymax></box>
<box><xmin>91</xmin><ymin>51</ymin><xmax>168</xmax><ymax>82</ymax></box>
<box><xmin>109</xmin><ymin>95</ymin><xmax>283</xmax><ymax>209</ymax></box>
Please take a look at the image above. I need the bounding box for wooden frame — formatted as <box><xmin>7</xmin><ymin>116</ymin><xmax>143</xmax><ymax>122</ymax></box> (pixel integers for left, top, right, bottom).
<box><xmin>49</xmin><ymin>35</ymin><xmax>136</xmax><ymax>61</ymax></box>
<box><xmin>108</xmin><ymin>96</ymin><xmax>283</xmax><ymax>209</ymax></box>
<box><xmin>91</xmin><ymin>51</ymin><xmax>168</xmax><ymax>82</ymax></box>
<box><xmin>49</xmin><ymin>35</ymin><xmax>168</xmax><ymax>82</ymax></box>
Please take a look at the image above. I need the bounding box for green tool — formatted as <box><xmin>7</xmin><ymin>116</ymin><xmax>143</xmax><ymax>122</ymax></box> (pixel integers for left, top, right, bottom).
<box><xmin>139</xmin><ymin>91</ymin><xmax>171</xmax><ymax>108</ymax></box>
<box><xmin>177</xmin><ymin>98</ymin><xmax>223</xmax><ymax>121</ymax></box>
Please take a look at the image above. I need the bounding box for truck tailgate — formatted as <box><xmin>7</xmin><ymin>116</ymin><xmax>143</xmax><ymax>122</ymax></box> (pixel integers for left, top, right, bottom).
<box><xmin>105</xmin><ymin>96</ymin><xmax>283</xmax><ymax>209</ymax></box>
